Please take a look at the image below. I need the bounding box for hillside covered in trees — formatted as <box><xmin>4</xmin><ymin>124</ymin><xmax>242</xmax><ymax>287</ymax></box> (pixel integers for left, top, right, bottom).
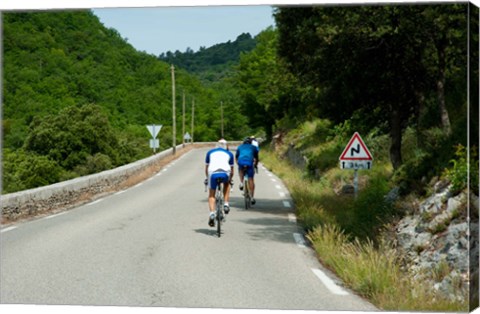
<box><xmin>2</xmin><ymin>10</ymin><xmax>253</xmax><ymax>193</ymax></box>
<box><xmin>158</xmin><ymin>32</ymin><xmax>256</xmax><ymax>83</ymax></box>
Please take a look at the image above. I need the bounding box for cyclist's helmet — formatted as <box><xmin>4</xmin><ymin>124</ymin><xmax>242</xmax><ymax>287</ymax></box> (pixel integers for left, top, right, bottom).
<box><xmin>243</xmin><ymin>137</ymin><xmax>252</xmax><ymax>144</ymax></box>
<box><xmin>217</xmin><ymin>138</ymin><xmax>228</xmax><ymax>149</ymax></box>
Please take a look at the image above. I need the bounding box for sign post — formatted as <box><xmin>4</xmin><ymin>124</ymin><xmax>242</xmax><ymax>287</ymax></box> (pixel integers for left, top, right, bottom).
<box><xmin>339</xmin><ymin>132</ymin><xmax>373</xmax><ymax>197</ymax></box>
<box><xmin>146</xmin><ymin>124</ymin><xmax>163</xmax><ymax>153</ymax></box>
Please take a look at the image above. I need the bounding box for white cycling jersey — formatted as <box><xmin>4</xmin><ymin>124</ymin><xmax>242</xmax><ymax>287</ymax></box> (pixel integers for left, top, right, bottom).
<box><xmin>205</xmin><ymin>147</ymin><xmax>234</xmax><ymax>175</ymax></box>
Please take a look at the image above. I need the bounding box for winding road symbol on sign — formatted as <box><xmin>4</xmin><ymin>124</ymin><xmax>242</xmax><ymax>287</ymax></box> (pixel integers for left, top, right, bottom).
<box><xmin>339</xmin><ymin>132</ymin><xmax>373</xmax><ymax>169</ymax></box>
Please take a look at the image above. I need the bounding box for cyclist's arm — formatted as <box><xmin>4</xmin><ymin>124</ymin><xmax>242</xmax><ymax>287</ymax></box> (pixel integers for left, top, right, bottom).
<box><xmin>205</xmin><ymin>164</ymin><xmax>209</xmax><ymax>179</ymax></box>
<box><xmin>229</xmin><ymin>154</ymin><xmax>235</xmax><ymax>180</ymax></box>
<box><xmin>235</xmin><ymin>149</ymin><xmax>239</xmax><ymax>165</ymax></box>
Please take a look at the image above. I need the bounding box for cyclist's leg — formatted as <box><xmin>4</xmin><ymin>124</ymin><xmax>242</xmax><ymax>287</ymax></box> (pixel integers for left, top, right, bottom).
<box><xmin>238</xmin><ymin>161</ymin><xmax>246</xmax><ymax>190</ymax></box>
<box><xmin>208</xmin><ymin>173</ymin><xmax>222</xmax><ymax>226</ymax></box>
<box><xmin>209</xmin><ymin>173</ymin><xmax>223</xmax><ymax>212</ymax></box>
<box><xmin>222</xmin><ymin>176</ymin><xmax>232</xmax><ymax>213</ymax></box>
<box><xmin>208</xmin><ymin>187</ymin><xmax>216</xmax><ymax>226</ymax></box>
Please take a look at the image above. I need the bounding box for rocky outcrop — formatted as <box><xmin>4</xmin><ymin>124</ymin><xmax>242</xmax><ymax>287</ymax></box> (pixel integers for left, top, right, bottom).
<box><xmin>275</xmin><ymin>137</ymin><xmax>478</xmax><ymax>303</ymax></box>
<box><xmin>396</xmin><ymin>183</ymin><xmax>478</xmax><ymax>302</ymax></box>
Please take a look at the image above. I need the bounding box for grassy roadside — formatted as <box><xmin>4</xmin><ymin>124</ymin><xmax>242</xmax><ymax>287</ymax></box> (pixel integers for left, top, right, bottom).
<box><xmin>260</xmin><ymin>146</ymin><xmax>467</xmax><ymax>312</ymax></box>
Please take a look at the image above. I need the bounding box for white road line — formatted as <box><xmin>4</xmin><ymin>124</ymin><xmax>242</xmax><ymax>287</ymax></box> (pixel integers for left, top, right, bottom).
<box><xmin>279</xmin><ymin>192</ymin><xmax>286</xmax><ymax>197</ymax></box>
<box><xmin>283</xmin><ymin>201</ymin><xmax>291</xmax><ymax>208</ymax></box>
<box><xmin>312</xmin><ymin>268</ymin><xmax>349</xmax><ymax>295</ymax></box>
<box><xmin>275</xmin><ymin>185</ymin><xmax>282</xmax><ymax>189</ymax></box>
<box><xmin>115</xmin><ymin>190</ymin><xmax>126</xmax><ymax>195</ymax></box>
<box><xmin>293</xmin><ymin>233</ymin><xmax>307</xmax><ymax>248</ymax></box>
<box><xmin>43</xmin><ymin>212</ymin><xmax>66</xmax><ymax>220</ymax></box>
<box><xmin>134</xmin><ymin>182</ymin><xmax>144</xmax><ymax>188</ymax></box>
<box><xmin>271</xmin><ymin>178</ymin><xmax>277</xmax><ymax>182</ymax></box>
<box><xmin>1</xmin><ymin>226</ymin><xmax>17</xmax><ymax>233</ymax></box>
<box><xmin>288</xmin><ymin>213</ymin><xmax>297</xmax><ymax>223</ymax></box>
<box><xmin>87</xmin><ymin>199</ymin><xmax>103</xmax><ymax>206</ymax></box>
<box><xmin>267</xmin><ymin>173</ymin><xmax>273</xmax><ymax>177</ymax></box>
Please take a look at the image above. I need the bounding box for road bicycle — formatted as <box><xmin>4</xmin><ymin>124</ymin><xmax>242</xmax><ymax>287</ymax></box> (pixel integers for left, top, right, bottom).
<box><xmin>205</xmin><ymin>177</ymin><xmax>226</xmax><ymax>237</ymax></box>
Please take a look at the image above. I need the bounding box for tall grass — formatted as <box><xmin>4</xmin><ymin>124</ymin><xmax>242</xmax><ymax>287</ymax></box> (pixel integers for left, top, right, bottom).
<box><xmin>261</xmin><ymin>147</ymin><xmax>467</xmax><ymax>312</ymax></box>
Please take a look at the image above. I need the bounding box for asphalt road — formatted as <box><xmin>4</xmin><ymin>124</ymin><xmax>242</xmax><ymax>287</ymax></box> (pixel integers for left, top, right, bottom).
<box><xmin>1</xmin><ymin>147</ymin><xmax>377</xmax><ymax>311</ymax></box>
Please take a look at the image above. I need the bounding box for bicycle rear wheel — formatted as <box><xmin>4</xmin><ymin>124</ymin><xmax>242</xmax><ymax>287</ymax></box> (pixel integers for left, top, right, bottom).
<box><xmin>244</xmin><ymin>178</ymin><xmax>250</xmax><ymax>210</ymax></box>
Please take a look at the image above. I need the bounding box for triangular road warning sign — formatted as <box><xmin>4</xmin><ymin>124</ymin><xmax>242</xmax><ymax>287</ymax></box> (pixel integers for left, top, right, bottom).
<box><xmin>339</xmin><ymin>132</ymin><xmax>373</xmax><ymax>161</ymax></box>
<box><xmin>146</xmin><ymin>124</ymin><xmax>162</xmax><ymax>138</ymax></box>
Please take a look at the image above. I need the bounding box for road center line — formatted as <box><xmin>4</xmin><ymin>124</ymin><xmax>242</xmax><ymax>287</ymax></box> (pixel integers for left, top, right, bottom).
<box><xmin>275</xmin><ymin>185</ymin><xmax>282</xmax><ymax>189</ymax></box>
<box><xmin>1</xmin><ymin>226</ymin><xmax>17</xmax><ymax>233</ymax></box>
<box><xmin>279</xmin><ymin>192</ymin><xmax>286</xmax><ymax>197</ymax></box>
<box><xmin>312</xmin><ymin>268</ymin><xmax>349</xmax><ymax>295</ymax></box>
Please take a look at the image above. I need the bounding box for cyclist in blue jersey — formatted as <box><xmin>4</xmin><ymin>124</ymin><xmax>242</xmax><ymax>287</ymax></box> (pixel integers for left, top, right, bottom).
<box><xmin>236</xmin><ymin>137</ymin><xmax>259</xmax><ymax>205</ymax></box>
<box><xmin>205</xmin><ymin>139</ymin><xmax>234</xmax><ymax>227</ymax></box>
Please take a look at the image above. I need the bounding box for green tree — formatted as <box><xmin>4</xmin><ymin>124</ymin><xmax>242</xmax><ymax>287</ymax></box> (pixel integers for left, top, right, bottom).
<box><xmin>23</xmin><ymin>104</ymin><xmax>120</xmax><ymax>172</ymax></box>
<box><xmin>274</xmin><ymin>4</ymin><xmax>468</xmax><ymax>169</ymax></box>
<box><xmin>2</xmin><ymin>149</ymin><xmax>63</xmax><ymax>193</ymax></box>
<box><xmin>236</xmin><ymin>27</ymin><xmax>305</xmax><ymax>139</ymax></box>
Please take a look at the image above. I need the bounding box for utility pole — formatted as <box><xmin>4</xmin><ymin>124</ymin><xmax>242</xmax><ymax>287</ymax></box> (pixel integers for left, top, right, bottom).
<box><xmin>191</xmin><ymin>97</ymin><xmax>195</xmax><ymax>143</ymax></box>
<box><xmin>171</xmin><ymin>64</ymin><xmax>176</xmax><ymax>155</ymax></box>
<box><xmin>182</xmin><ymin>90</ymin><xmax>185</xmax><ymax>147</ymax></box>
<box><xmin>221</xmin><ymin>101</ymin><xmax>224</xmax><ymax>138</ymax></box>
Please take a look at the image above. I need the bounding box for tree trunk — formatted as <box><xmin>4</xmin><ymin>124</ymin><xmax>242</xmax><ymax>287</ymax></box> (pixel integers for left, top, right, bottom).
<box><xmin>436</xmin><ymin>38</ymin><xmax>452</xmax><ymax>136</ymax></box>
<box><xmin>390</xmin><ymin>108</ymin><xmax>403</xmax><ymax>170</ymax></box>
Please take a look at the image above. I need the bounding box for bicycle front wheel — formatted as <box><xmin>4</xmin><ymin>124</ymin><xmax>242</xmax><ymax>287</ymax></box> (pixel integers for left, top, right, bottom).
<box><xmin>216</xmin><ymin>205</ymin><xmax>221</xmax><ymax>237</ymax></box>
<box><xmin>216</xmin><ymin>189</ymin><xmax>222</xmax><ymax>237</ymax></box>
<box><xmin>244</xmin><ymin>179</ymin><xmax>250</xmax><ymax>209</ymax></box>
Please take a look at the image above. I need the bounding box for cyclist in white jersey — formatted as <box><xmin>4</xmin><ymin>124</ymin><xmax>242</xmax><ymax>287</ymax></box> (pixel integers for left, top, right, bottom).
<box><xmin>250</xmin><ymin>135</ymin><xmax>259</xmax><ymax>151</ymax></box>
<box><xmin>205</xmin><ymin>139</ymin><xmax>234</xmax><ymax>227</ymax></box>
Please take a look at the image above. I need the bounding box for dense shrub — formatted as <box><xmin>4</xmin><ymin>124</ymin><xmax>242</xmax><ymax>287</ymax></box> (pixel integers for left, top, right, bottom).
<box><xmin>2</xmin><ymin>149</ymin><xmax>63</xmax><ymax>193</ymax></box>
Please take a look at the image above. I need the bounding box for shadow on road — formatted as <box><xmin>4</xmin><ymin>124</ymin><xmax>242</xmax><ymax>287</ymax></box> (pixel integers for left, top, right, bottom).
<box><xmin>228</xmin><ymin>196</ymin><xmax>292</xmax><ymax>216</ymax></box>
<box><xmin>194</xmin><ymin>228</ymin><xmax>221</xmax><ymax>237</ymax></box>
<box><xmin>228</xmin><ymin>196</ymin><xmax>300</xmax><ymax>244</ymax></box>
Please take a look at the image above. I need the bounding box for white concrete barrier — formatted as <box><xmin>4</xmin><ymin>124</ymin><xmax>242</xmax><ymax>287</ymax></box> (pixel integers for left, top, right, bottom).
<box><xmin>1</xmin><ymin>141</ymin><xmax>243</xmax><ymax>222</ymax></box>
<box><xmin>1</xmin><ymin>144</ymin><xmax>186</xmax><ymax>222</ymax></box>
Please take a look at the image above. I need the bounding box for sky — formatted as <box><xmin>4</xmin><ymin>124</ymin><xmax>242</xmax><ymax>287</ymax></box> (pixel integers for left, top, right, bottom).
<box><xmin>92</xmin><ymin>5</ymin><xmax>276</xmax><ymax>56</ymax></box>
